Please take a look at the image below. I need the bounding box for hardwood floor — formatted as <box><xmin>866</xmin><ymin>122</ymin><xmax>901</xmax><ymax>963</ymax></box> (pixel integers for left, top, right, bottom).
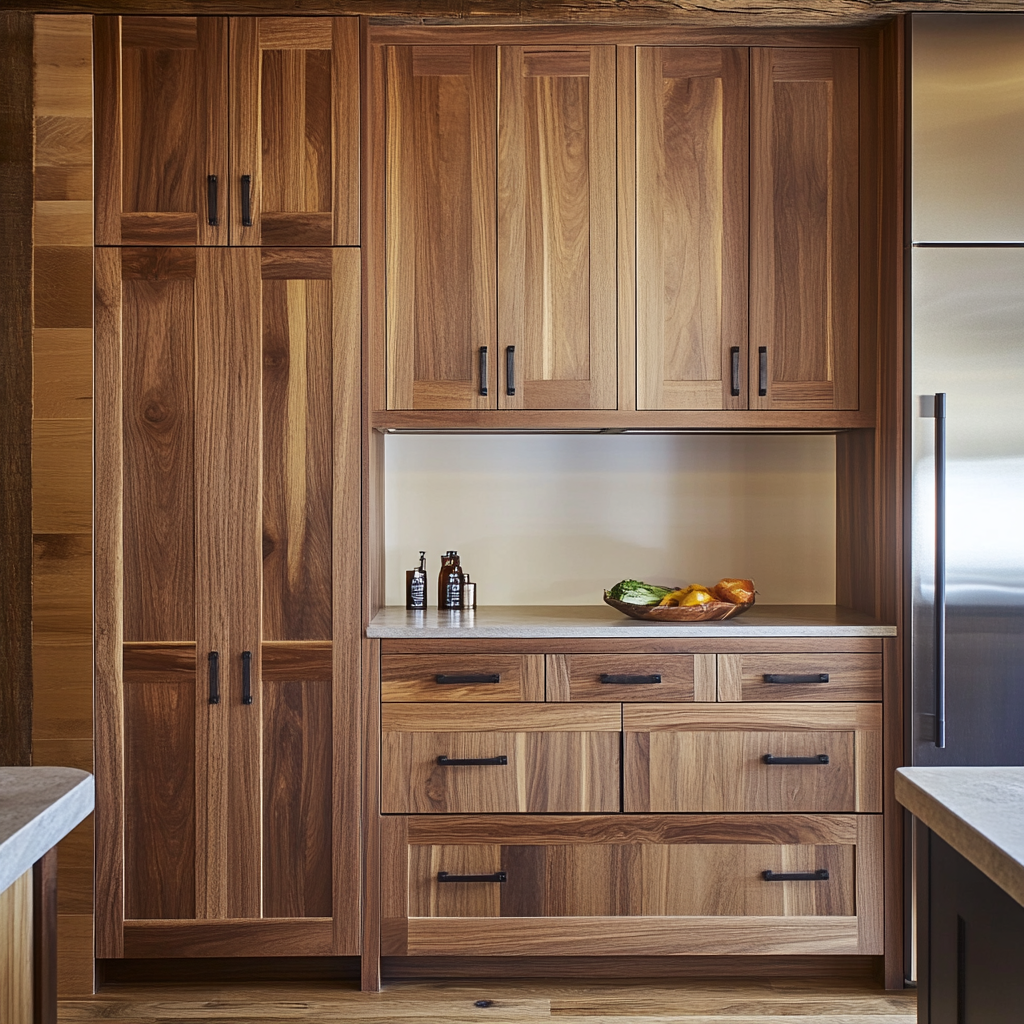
<box><xmin>60</xmin><ymin>978</ymin><xmax>916</xmax><ymax>1022</ymax></box>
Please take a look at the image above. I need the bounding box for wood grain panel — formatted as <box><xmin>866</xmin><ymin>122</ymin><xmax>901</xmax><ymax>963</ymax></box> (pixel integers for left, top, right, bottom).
<box><xmin>636</xmin><ymin>46</ymin><xmax>748</xmax><ymax>410</ymax></box>
<box><xmin>408</xmin><ymin>845</ymin><xmax>503</xmax><ymax>918</ymax></box>
<box><xmin>551</xmin><ymin>653</ymin><xmax>698</xmax><ymax>702</ymax></box>
<box><xmin>261</xmin><ymin>271</ymin><xmax>333</xmax><ymax>640</ymax></box>
<box><xmin>34</xmin><ymin>116</ymin><xmax>92</xmax><ymax>202</ymax></box>
<box><xmin>261</xmin><ymin>641</ymin><xmax>332</xmax><ymax>679</ymax></box>
<box><xmin>498</xmin><ymin>45</ymin><xmax>617</xmax><ymax>410</ymax></box>
<box><xmin>33</xmin><ymin>246</ymin><xmax>92</xmax><ymax>328</ymax></box>
<box><xmin>34</xmin><ymin>200</ymin><xmax>92</xmax><ymax>246</ymax></box>
<box><xmin>382</xmin><ymin>636</ymin><xmax>884</xmax><ymax>655</ymax></box>
<box><xmin>263</xmin><ymin>676</ymin><xmax>333</xmax><ymax>918</ymax></box>
<box><xmin>122</xmin><ymin>919</ymin><xmax>334</xmax><ymax>958</ymax></box>
<box><xmin>624</xmin><ymin>703</ymin><xmax>881</xmax><ymax>813</ymax></box>
<box><xmin>95</xmin><ymin>16</ymin><xmax>228</xmax><ymax>246</ymax></box>
<box><xmin>33</xmin><ymin>330</ymin><xmax>92</xmax><ymax>419</ymax></box>
<box><xmin>718</xmin><ymin>652</ymin><xmax>882</xmax><ymax>701</ymax></box>
<box><xmin>31</xmin><ymin>534</ymin><xmax>91</xmax><ymax>645</ymax></box>
<box><xmin>385</xmin><ymin>45</ymin><xmax>496</xmax><ymax>409</ymax></box>
<box><xmin>750</xmin><ymin>46</ymin><xmax>859</xmax><ymax>411</ymax></box>
<box><xmin>384</xmin><ymin>703</ymin><xmax>620</xmax><ymax>732</ymax></box>
<box><xmin>31</xmin><ymin>643</ymin><xmax>94</xmax><ymax>739</ymax></box>
<box><xmin>34</xmin><ymin>16</ymin><xmax>92</xmax><ymax>119</ymax></box>
<box><xmin>381</xmin><ymin>654</ymin><xmax>544</xmax><ymax>702</ymax></box>
<box><xmin>120</xmin><ymin>251</ymin><xmax>195</xmax><ymax>642</ymax></box>
<box><xmin>32</xmin><ymin>419</ymin><xmax>92</xmax><ymax>533</ymax></box>
<box><xmin>124</xmin><ymin>656</ymin><xmax>197</xmax><ymax>921</ymax></box>
<box><xmin>231</xmin><ymin>17</ymin><xmax>358</xmax><ymax>246</ymax></box>
<box><xmin>0</xmin><ymin>870</ymin><xmax>32</xmax><ymax>1024</ymax></box>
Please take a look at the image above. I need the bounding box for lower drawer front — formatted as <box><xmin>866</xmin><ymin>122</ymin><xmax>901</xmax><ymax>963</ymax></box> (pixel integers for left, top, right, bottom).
<box><xmin>382</xmin><ymin>814</ymin><xmax>882</xmax><ymax>956</ymax></box>
<box><xmin>718</xmin><ymin>653</ymin><xmax>882</xmax><ymax>702</ymax></box>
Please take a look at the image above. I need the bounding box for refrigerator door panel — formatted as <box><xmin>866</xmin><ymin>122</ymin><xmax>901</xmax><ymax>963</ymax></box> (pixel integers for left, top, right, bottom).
<box><xmin>911</xmin><ymin>248</ymin><xmax>1024</xmax><ymax>766</ymax></box>
<box><xmin>911</xmin><ymin>14</ymin><xmax>1024</xmax><ymax>243</ymax></box>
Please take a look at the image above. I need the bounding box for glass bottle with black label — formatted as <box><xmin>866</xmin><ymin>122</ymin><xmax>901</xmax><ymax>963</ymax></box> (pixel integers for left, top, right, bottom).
<box><xmin>438</xmin><ymin>550</ymin><xmax>463</xmax><ymax>610</ymax></box>
<box><xmin>406</xmin><ymin>551</ymin><xmax>427</xmax><ymax>610</ymax></box>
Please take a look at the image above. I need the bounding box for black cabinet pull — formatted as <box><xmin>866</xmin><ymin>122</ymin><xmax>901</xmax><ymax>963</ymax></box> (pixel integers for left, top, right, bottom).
<box><xmin>600</xmin><ymin>673</ymin><xmax>662</xmax><ymax>685</ymax></box>
<box><xmin>763</xmin><ymin>869</ymin><xmax>829</xmax><ymax>882</ymax></box>
<box><xmin>763</xmin><ymin>753</ymin><xmax>829</xmax><ymax>765</ymax></box>
<box><xmin>758</xmin><ymin>346</ymin><xmax>768</xmax><ymax>396</ymax></box>
<box><xmin>241</xmin><ymin>650</ymin><xmax>253</xmax><ymax>705</ymax></box>
<box><xmin>208</xmin><ymin>651</ymin><xmax>220</xmax><ymax>705</ymax></box>
<box><xmin>933</xmin><ymin>391</ymin><xmax>947</xmax><ymax>748</ymax></box>
<box><xmin>730</xmin><ymin>346</ymin><xmax>740</xmax><ymax>396</ymax></box>
<box><xmin>241</xmin><ymin>174</ymin><xmax>253</xmax><ymax>227</ymax></box>
<box><xmin>479</xmin><ymin>347</ymin><xmax>489</xmax><ymax>397</ymax></box>
<box><xmin>763</xmin><ymin>673</ymin><xmax>829</xmax><ymax>684</ymax></box>
<box><xmin>438</xmin><ymin>871</ymin><xmax>507</xmax><ymax>883</ymax></box>
<box><xmin>505</xmin><ymin>345</ymin><xmax>516</xmax><ymax>396</ymax></box>
<box><xmin>207</xmin><ymin>175</ymin><xmax>218</xmax><ymax>226</ymax></box>
<box><xmin>437</xmin><ymin>755</ymin><xmax>507</xmax><ymax>766</ymax></box>
<box><xmin>436</xmin><ymin>673</ymin><xmax>501</xmax><ymax>685</ymax></box>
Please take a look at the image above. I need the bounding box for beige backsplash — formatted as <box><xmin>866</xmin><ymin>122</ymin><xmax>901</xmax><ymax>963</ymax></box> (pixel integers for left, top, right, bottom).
<box><xmin>385</xmin><ymin>433</ymin><xmax>836</xmax><ymax>606</ymax></box>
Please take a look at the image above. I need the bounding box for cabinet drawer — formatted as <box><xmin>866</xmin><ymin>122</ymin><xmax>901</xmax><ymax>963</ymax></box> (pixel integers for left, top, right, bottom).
<box><xmin>718</xmin><ymin>653</ymin><xmax>882</xmax><ymax>701</ymax></box>
<box><xmin>381</xmin><ymin>813</ymin><xmax>882</xmax><ymax>956</ymax></box>
<box><xmin>547</xmin><ymin>654</ymin><xmax>714</xmax><ymax>702</ymax></box>
<box><xmin>381</xmin><ymin>654</ymin><xmax>544</xmax><ymax>702</ymax></box>
<box><xmin>382</xmin><ymin>704</ymin><xmax>620</xmax><ymax>814</ymax></box>
<box><xmin>624</xmin><ymin>703</ymin><xmax>881</xmax><ymax>813</ymax></box>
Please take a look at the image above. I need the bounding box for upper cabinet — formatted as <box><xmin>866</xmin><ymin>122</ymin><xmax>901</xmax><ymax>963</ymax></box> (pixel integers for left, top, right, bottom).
<box><xmin>384</xmin><ymin>44</ymin><xmax>617</xmax><ymax>410</ymax></box>
<box><xmin>95</xmin><ymin>16</ymin><xmax>359</xmax><ymax>247</ymax></box>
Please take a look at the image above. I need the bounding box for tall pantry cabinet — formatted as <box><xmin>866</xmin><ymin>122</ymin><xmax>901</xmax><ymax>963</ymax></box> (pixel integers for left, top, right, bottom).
<box><xmin>93</xmin><ymin>17</ymin><xmax>362</xmax><ymax>958</ymax></box>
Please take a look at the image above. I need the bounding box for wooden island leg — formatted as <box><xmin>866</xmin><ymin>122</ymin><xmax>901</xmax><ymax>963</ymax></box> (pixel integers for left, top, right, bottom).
<box><xmin>32</xmin><ymin>848</ymin><xmax>57</xmax><ymax>1024</ymax></box>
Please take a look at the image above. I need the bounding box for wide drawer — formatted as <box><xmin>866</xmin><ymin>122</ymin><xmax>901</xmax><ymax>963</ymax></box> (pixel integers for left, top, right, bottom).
<box><xmin>381</xmin><ymin>813</ymin><xmax>882</xmax><ymax>956</ymax></box>
<box><xmin>547</xmin><ymin>654</ymin><xmax>714</xmax><ymax>702</ymax></box>
<box><xmin>623</xmin><ymin>703</ymin><xmax>882</xmax><ymax>813</ymax></box>
<box><xmin>381</xmin><ymin>704</ymin><xmax>620</xmax><ymax>814</ymax></box>
<box><xmin>718</xmin><ymin>653</ymin><xmax>882</xmax><ymax>701</ymax></box>
<box><xmin>381</xmin><ymin>654</ymin><xmax>544</xmax><ymax>702</ymax></box>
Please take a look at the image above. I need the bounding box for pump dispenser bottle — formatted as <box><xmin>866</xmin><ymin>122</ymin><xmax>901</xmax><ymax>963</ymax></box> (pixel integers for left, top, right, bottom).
<box><xmin>406</xmin><ymin>551</ymin><xmax>427</xmax><ymax>609</ymax></box>
<box><xmin>438</xmin><ymin>551</ymin><xmax>463</xmax><ymax>609</ymax></box>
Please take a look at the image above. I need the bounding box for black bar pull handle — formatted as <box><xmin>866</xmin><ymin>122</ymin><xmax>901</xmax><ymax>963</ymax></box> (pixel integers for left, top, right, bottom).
<box><xmin>437</xmin><ymin>755</ymin><xmax>507</xmax><ymax>766</ymax></box>
<box><xmin>763</xmin><ymin>673</ymin><xmax>829</xmax><ymax>684</ymax></box>
<box><xmin>758</xmin><ymin>347</ymin><xmax>768</xmax><ymax>397</ymax></box>
<box><xmin>438</xmin><ymin>871</ymin><xmax>507</xmax><ymax>883</ymax></box>
<box><xmin>763</xmin><ymin>869</ymin><xmax>829</xmax><ymax>882</ymax></box>
<box><xmin>208</xmin><ymin>651</ymin><xmax>220</xmax><ymax>705</ymax></box>
<box><xmin>730</xmin><ymin>346</ymin><xmax>740</xmax><ymax>397</ymax></box>
<box><xmin>241</xmin><ymin>650</ymin><xmax>253</xmax><ymax>705</ymax></box>
<box><xmin>934</xmin><ymin>391</ymin><xmax>947</xmax><ymax>748</ymax></box>
<box><xmin>763</xmin><ymin>753</ymin><xmax>829</xmax><ymax>765</ymax></box>
<box><xmin>207</xmin><ymin>175</ymin><xmax>218</xmax><ymax>226</ymax></box>
<box><xmin>505</xmin><ymin>345</ymin><xmax>516</xmax><ymax>396</ymax></box>
<box><xmin>600</xmin><ymin>673</ymin><xmax>662</xmax><ymax>685</ymax></box>
<box><xmin>241</xmin><ymin>174</ymin><xmax>253</xmax><ymax>227</ymax></box>
<box><xmin>436</xmin><ymin>673</ymin><xmax>501</xmax><ymax>685</ymax></box>
<box><xmin>479</xmin><ymin>347</ymin><xmax>489</xmax><ymax>397</ymax></box>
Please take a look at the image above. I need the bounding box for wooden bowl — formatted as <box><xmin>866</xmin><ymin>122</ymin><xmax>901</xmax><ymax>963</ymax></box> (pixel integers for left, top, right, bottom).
<box><xmin>603</xmin><ymin>592</ymin><xmax>754</xmax><ymax>622</ymax></box>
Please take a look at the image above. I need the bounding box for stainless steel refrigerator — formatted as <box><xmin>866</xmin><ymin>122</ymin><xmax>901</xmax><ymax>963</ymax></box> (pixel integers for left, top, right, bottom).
<box><xmin>910</xmin><ymin>14</ymin><xmax>1024</xmax><ymax>770</ymax></box>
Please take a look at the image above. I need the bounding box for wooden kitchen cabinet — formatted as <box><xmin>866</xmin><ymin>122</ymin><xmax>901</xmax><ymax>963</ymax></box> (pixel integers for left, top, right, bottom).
<box><xmin>95</xmin><ymin>246</ymin><xmax>361</xmax><ymax>956</ymax></box>
<box><xmin>95</xmin><ymin>16</ymin><xmax>359</xmax><ymax>247</ymax></box>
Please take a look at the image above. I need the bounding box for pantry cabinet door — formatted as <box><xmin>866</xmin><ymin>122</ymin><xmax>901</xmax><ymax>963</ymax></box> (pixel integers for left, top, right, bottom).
<box><xmin>497</xmin><ymin>45</ymin><xmax>617</xmax><ymax>410</ymax></box>
<box><xmin>750</xmin><ymin>48</ymin><xmax>860</xmax><ymax>411</ymax></box>
<box><xmin>95</xmin><ymin>16</ymin><xmax>228</xmax><ymax>246</ymax></box>
<box><xmin>385</xmin><ymin>45</ymin><xmax>497</xmax><ymax>409</ymax></box>
<box><xmin>231</xmin><ymin>18</ymin><xmax>360</xmax><ymax>246</ymax></box>
<box><xmin>635</xmin><ymin>47</ymin><xmax>748</xmax><ymax>411</ymax></box>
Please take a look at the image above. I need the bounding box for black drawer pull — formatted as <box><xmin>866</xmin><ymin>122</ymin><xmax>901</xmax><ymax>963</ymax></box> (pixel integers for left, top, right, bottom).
<box><xmin>758</xmin><ymin>346</ymin><xmax>768</xmax><ymax>396</ymax></box>
<box><xmin>241</xmin><ymin>174</ymin><xmax>253</xmax><ymax>227</ymax></box>
<box><xmin>241</xmin><ymin>650</ymin><xmax>253</xmax><ymax>705</ymax></box>
<box><xmin>207</xmin><ymin>175</ymin><xmax>218</xmax><ymax>226</ymax></box>
<box><xmin>435</xmin><ymin>673</ymin><xmax>501</xmax><ymax>685</ymax></box>
<box><xmin>505</xmin><ymin>345</ymin><xmax>516</xmax><ymax>396</ymax></box>
<box><xmin>763</xmin><ymin>753</ymin><xmax>829</xmax><ymax>765</ymax></box>
<box><xmin>763</xmin><ymin>869</ymin><xmax>829</xmax><ymax>882</ymax></box>
<box><xmin>600</xmin><ymin>673</ymin><xmax>662</xmax><ymax>685</ymax></box>
<box><xmin>730</xmin><ymin>346</ymin><xmax>740</xmax><ymax>396</ymax></box>
<box><xmin>479</xmin><ymin>346</ymin><xmax>489</xmax><ymax>397</ymax></box>
<box><xmin>437</xmin><ymin>755</ymin><xmax>507</xmax><ymax>766</ymax></box>
<box><xmin>208</xmin><ymin>651</ymin><xmax>220</xmax><ymax>705</ymax></box>
<box><xmin>764</xmin><ymin>673</ymin><xmax>829</xmax><ymax>684</ymax></box>
<box><xmin>438</xmin><ymin>871</ymin><xmax>507</xmax><ymax>883</ymax></box>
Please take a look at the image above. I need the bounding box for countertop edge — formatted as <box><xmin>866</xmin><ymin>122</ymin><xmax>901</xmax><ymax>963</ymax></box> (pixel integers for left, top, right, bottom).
<box><xmin>895</xmin><ymin>769</ymin><xmax>1024</xmax><ymax>910</ymax></box>
<box><xmin>366</xmin><ymin>627</ymin><xmax>897</xmax><ymax>638</ymax></box>
<box><xmin>0</xmin><ymin>770</ymin><xmax>95</xmax><ymax>895</ymax></box>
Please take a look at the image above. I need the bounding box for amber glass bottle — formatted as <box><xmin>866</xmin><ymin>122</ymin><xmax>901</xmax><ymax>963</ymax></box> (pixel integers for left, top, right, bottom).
<box><xmin>438</xmin><ymin>551</ymin><xmax>463</xmax><ymax>609</ymax></box>
<box><xmin>406</xmin><ymin>551</ymin><xmax>427</xmax><ymax>609</ymax></box>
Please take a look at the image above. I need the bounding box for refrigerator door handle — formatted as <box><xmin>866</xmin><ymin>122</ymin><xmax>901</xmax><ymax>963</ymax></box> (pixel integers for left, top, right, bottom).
<box><xmin>934</xmin><ymin>392</ymin><xmax>947</xmax><ymax>748</ymax></box>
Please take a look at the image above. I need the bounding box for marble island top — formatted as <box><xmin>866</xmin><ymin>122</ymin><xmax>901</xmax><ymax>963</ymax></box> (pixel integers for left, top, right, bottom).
<box><xmin>367</xmin><ymin>604</ymin><xmax>896</xmax><ymax>639</ymax></box>
<box><xmin>896</xmin><ymin>767</ymin><xmax>1024</xmax><ymax>908</ymax></box>
<box><xmin>0</xmin><ymin>767</ymin><xmax>94</xmax><ymax>894</ymax></box>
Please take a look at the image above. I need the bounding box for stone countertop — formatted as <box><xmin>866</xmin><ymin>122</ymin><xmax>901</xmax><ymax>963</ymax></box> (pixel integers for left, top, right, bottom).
<box><xmin>367</xmin><ymin>604</ymin><xmax>897</xmax><ymax>639</ymax></box>
<box><xmin>896</xmin><ymin>767</ymin><xmax>1024</xmax><ymax>909</ymax></box>
<box><xmin>0</xmin><ymin>767</ymin><xmax>94</xmax><ymax>894</ymax></box>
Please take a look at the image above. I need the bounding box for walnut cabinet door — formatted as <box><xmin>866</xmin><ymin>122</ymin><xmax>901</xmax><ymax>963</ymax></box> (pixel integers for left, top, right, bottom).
<box><xmin>97</xmin><ymin>247</ymin><xmax>360</xmax><ymax>956</ymax></box>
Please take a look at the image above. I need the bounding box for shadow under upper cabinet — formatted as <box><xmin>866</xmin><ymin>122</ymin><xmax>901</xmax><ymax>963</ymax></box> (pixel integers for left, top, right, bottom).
<box><xmin>384</xmin><ymin>434</ymin><xmax>836</xmax><ymax>607</ymax></box>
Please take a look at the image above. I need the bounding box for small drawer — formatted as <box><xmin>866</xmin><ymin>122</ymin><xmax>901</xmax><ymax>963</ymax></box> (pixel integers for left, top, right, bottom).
<box><xmin>624</xmin><ymin>703</ymin><xmax>881</xmax><ymax>813</ymax></box>
<box><xmin>381</xmin><ymin>704</ymin><xmax>620</xmax><ymax>814</ymax></box>
<box><xmin>547</xmin><ymin>654</ymin><xmax>714</xmax><ymax>702</ymax></box>
<box><xmin>718</xmin><ymin>653</ymin><xmax>882</xmax><ymax>702</ymax></box>
<box><xmin>381</xmin><ymin>654</ymin><xmax>544</xmax><ymax>702</ymax></box>
<box><xmin>381</xmin><ymin>813</ymin><xmax>882</xmax><ymax>956</ymax></box>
